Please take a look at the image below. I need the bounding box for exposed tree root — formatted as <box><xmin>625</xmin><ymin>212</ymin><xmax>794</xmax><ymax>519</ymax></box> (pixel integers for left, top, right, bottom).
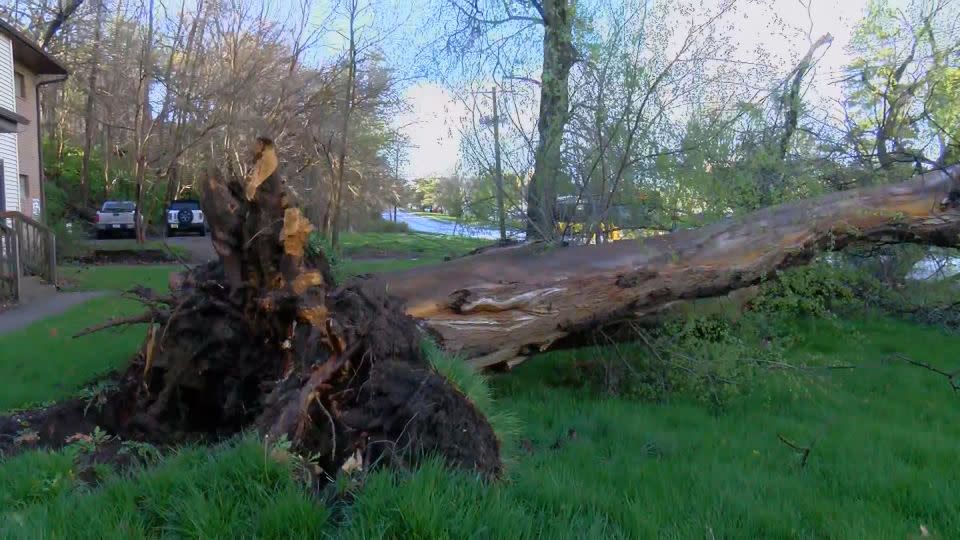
<box><xmin>1</xmin><ymin>139</ymin><xmax>501</xmax><ymax>482</ymax></box>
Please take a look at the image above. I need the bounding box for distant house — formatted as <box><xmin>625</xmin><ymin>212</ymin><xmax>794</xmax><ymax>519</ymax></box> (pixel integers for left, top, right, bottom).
<box><xmin>0</xmin><ymin>18</ymin><xmax>68</xmax><ymax>220</ymax></box>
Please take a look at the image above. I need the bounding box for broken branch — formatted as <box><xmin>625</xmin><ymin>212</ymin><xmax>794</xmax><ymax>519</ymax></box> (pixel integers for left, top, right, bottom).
<box><xmin>777</xmin><ymin>433</ymin><xmax>813</xmax><ymax>467</ymax></box>
<box><xmin>73</xmin><ymin>312</ymin><xmax>160</xmax><ymax>338</ymax></box>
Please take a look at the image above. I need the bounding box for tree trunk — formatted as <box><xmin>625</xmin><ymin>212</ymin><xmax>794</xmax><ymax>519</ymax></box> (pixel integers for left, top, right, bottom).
<box><xmin>384</xmin><ymin>165</ymin><xmax>960</xmax><ymax>369</ymax></box>
<box><xmin>329</xmin><ymin>0</ymin><xmax>358</xmax><ymax>250</ymax></box>
<box><xmin>102</xmin><ymin>125</ymin><xmax>111</xmax><ymax>197</ymax></box>
<box><xmin>778</xmin><ymin>34</ymin><xmax>833</xmax><ymax>161</ymax></box>
<box><xmin>78</xmin><ymin>0</ymin><xmax>104</xmax><ymax>207</ymax></box>
<box><xmin>39</xmin><ymin>0</ymin><xmax>85</xmax><ymax>48</ymax></box>
<box><xmin>492</xmin><ymin>86</ymin><xmax>507</xmax><ymax>244</ymax></box>
<box><xmin>526</xmin><ymin>0</ymin><xmax>576</xmax><ymax>241</ymax></box>
<box><xmin>133</xmin><ymin>0</ymin><xmax>156</xmax><ymax>244</ymax></box>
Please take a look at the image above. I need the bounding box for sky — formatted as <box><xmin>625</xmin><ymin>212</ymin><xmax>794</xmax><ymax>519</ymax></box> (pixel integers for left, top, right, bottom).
<box><xmin>395</xmin><ymin>83</ymin><xmax>468</xmax><ymax>180</ymax></box>
<box><xmin>394</xmin><ymin>0</ymin><xmax>898</xmax><ymax>180</ymax></box>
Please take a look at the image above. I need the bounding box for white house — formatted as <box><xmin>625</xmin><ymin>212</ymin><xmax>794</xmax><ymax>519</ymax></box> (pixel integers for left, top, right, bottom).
<box><xmin>0</xmin><ymin>18</ymin><xmax>68</xmax><ymax>221</ymax></box>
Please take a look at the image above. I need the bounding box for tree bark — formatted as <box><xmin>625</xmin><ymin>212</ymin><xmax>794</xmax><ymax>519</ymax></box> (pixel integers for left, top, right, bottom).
<box><xmin>78</xmin><ymin>0</ymin><xmax>104</xmax><ymax>207</ymax></box>
<box><xmin>329</xmin><ymin>0</ymin><xmax>358</xmax><ymax>250</ymax></box>
<box><xmin>492</xmin><ymin>86</ymin><xmax>507</xmax><ymax>243</ymax></box>
<box><xmin>384</xmin><ymin>165</ymin><xmax>960</xmax><ymax>369</ymax></box>
<box><xmin>39</xmin><ymin>0</ymin><xmax>85</xmax><ymax>48</ymax></box>
<box><xmin>526</xmin><ymin>0</ymin><xmax>576</xmax><ymax>240</ymax></box>
<box><xmin>778</xmin><ymin>33</ymin><xmax>833</xmax><ymax>160</ymax></box>
<box><xmin>133</xmin><ymin>0</ymin><xmax>156</xmax><ymax>244</ymax></box>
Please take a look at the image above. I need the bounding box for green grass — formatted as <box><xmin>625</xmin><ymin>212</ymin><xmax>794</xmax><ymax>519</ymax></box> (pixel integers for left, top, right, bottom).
<box><xmin>60</xmin><ymin>238</ymin><xmax>189</xmax><ymax>261</ymax></box>
<box><xmin>340</xmin><ymin>232</ymin><xmax>488</xmax><ymax>260</ymax></box>
<box><xmin>8</xmin><ymin>234</ymin><xmax>959</xmax><ymax>537</ymax></box>
<box><xmin>57</xmin><ymin>233</ymin><xmax>483</xmax><ymax>291</ymax></box>
<box><xmin>333</xmin><ymin>232</ymin><xmax>489</xmax><ymax>280</ymax></box>
<box><xmin>0</xmin><ymin>295</ymin><xmax>146</xmax><ymax>411</ymax></box>
<box><xmin>90</xmin><ymin>239</ymin><xmax>188</xmax><ymax>256</ymax></box>
<box><xmin>59</xmin><ymin>265</ymin><xmax>181</xmax><ymax>292</ymax></box>
<box><xmin>3</xmin><ymin>315</ymin><xmax>959</xmax><ymax>538</ymax></box>
<box><xmin>1</xmin><ymin>439</ymin><xmax>330</xmax><ymax>539</ymax></box>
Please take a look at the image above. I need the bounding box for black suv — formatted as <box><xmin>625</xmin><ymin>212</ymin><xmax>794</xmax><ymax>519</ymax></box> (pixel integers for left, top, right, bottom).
<box><xmin>165</xmin><ymin>199</ymin><xmax>206</xmax><ymax>236</ymax></box>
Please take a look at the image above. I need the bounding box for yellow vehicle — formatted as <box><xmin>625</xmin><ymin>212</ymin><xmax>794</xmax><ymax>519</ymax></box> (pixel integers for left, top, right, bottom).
<box><xmin>555</xmin><ymin>195</ymin><xmax>625</xmax><ymax>243</ymax></box>
<box><xmin>557</xmin><ymin>220</ymin><xmax>623</xmax><ymax>243</ymax></box>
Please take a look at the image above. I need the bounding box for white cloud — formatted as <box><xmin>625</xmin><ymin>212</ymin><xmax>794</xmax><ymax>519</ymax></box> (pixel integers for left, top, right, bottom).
<box><xmin>395</xmin><ymin>83</ymin><xmax>467</xmax><ymax>179</ymax></box>
<box><xmin>394</xmin><ymin>0</ymin><xmax>894</xmax><ymax>179</ymax></box>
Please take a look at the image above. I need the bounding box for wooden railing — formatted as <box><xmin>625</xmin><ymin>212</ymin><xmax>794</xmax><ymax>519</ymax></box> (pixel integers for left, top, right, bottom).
<box><xmin>0</xmin><ymin>211</ymin><xmax>56</xmax><ymax>301</ymax></box>
<box><xmin>0</xmin><ymin>221</ymin><xmax>19</xmax><ymax>301</ymax></box>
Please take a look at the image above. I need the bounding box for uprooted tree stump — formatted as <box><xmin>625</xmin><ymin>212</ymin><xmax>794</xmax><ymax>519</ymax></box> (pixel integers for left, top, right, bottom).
<box><xmin>0</xmin><ymin>138</ymin><xmax>501</xmax><ymax>479</ymax></box>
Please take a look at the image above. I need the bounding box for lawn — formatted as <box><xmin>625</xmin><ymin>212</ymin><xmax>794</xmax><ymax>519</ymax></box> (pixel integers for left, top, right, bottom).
<box><xmin>0</xmin><ymin>296</ymin><xmax>145</xmax><ymax>411</ymax></box>
<box><xmin>59</xmin><ymin>265</ymin><xmax>182</xmax><ymax>292</ymax></box>
<box><xmin>56</xmin><ymin>232</ymin><xmax>486</xmax><ymax>292</ymax></box>
<box><xmin>4</xmin><ymin>234</ymin><xmax>959</xmax><ymax>537</ymax></box>
<box><xmin>3</xmin><ymin>313</ymin><xmax>959</xmax><ymax>537</ymax></box>
<box><xmin>339</xmin><ymin>231</ymin><xmax>488</xmax><ymax>260</ymax></box>
<box><xmin>59</xmin><ymin>237</ymin><xmax>190</xmax><ymax>262</ymax></box>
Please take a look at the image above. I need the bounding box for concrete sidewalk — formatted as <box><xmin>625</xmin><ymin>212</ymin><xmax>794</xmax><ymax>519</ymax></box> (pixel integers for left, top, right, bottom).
<box><xmin>0</xmin><ymin>290</ymin><xmax>108</xmax><ymax>336</ymax></box>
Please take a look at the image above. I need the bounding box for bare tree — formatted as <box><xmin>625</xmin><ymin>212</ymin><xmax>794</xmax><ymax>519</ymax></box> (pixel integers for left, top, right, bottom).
<box><xmin>439</xmin><ymin>0</ymin><xmax>576</xmax><ymax>240</ymax></box>
<box><xmin>39</xmin><ymin>0</ymin><xmax>85</xmax><ymax>47</ymax></box>
<box><xmin>132</xmin><ymin>0</ymin><xmax>155</xmax><ymax>243</ymax></box>
<box><xmin>329</xmin><ymin>0</ymin><xmax>360</xmax><ymax>250</ymax></box>
<box><xmin>78</xmin><ymin>0</ymin><xmax>104</xmax><ymax>206</ymax></box>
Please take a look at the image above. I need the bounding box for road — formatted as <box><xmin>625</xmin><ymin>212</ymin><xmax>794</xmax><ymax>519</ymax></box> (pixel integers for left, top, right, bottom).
<box><xmin>383</xmin><ymin>211</ymin><xmax>520</xmax><ymax>240</ymax></box>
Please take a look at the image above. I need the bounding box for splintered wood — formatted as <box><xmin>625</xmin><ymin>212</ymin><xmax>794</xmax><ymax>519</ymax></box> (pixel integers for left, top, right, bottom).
<box><xmin>281</xmin><ymin>207</ymin><xmax>314</xmax><ymax>258</ymax></box>
<box><xmin>245</xmin><ymin>138</ymin><xmax>279</xmax><ymax>200</ymax></box>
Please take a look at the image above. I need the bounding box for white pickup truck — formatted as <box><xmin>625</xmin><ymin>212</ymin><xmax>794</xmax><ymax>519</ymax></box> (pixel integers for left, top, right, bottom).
<box><xmin>94</xmin><ymin>201</ymin><xmax>137</xmax><ymax>238</ymax></box>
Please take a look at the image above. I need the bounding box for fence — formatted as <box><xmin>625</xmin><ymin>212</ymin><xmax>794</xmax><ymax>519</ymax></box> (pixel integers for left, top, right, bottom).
<box><xmin>0</xmin><ymin>211</ymin><xmax>56</xmax><ymax>302</ymax></box>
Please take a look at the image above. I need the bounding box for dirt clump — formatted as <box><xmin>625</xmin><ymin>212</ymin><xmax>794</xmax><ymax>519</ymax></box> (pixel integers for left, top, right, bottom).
<box><xmin>67</xmin><ymin>249</ymin><xmax>177</xmax><ymax>265</ymax></box>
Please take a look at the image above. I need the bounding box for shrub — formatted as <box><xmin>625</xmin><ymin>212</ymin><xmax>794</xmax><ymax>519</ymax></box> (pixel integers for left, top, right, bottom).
<box><xmin>53</xmin><ymin>222</ymin><xmax>93</xmax><ymax>262</ymax></box>
<box><xmin>752</xmin><ymin>261</ymin><xmax>871</xmax><ymax>318</ymax></box>
<box><xmin>306</xmin><ymin>232</ymin><xmax>341</xmax><ymax>276</ymax></box>
<box><xmin>584</xmin><ymin>314</ymin><xmax>770</xmax><ymax>410</ymax></box>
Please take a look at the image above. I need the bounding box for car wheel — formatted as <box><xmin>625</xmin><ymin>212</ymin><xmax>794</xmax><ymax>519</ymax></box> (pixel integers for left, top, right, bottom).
<box><xmin>167</xmin><ymin>227</ymin><xmax>176</xmax><ymax>238</ymax></box>
<box><xmin>95</xmin><ymin>230</ymin><xmax>104</xmax><ymax>239</ymax></box>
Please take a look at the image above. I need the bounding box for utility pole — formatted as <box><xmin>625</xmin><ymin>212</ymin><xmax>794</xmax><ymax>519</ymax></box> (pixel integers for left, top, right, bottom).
<box><xmin>393</xmin><ymin>139</ymin><xmax>401</xmax><ymax>222</ymax></box>
<box><xmin>491</xmin><ymin>87</ymin><xmax>506</xmax><ymax>244</ymax></box>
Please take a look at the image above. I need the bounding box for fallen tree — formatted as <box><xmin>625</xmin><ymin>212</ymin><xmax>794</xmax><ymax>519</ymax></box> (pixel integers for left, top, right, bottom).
<box><xmin>2</xmin><ymin>142</ymin><xmax>958</xmax><ymax>481</ymax></box>
<box><xmin>382</xmin><ymin>164</ymin><xmax>960</xmax><ymax>369</ymax></box>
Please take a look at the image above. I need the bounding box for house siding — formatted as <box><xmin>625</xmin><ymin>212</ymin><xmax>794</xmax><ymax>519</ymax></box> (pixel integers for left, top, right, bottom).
<box><xmin>15</xmin><ymin>63</ymin><xmax>39</xmax><ymax>217</ymax></box>
<box><xmin>0</xmin><ymin>33</ymin><xmax>20</xmax><ymax>213</ymax></box>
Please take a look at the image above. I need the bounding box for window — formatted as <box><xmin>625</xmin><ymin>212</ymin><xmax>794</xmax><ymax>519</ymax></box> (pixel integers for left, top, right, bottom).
<box><xmin>14</xmin><ymin>72</ymin><xmax>26</xmax><ymax>99</ymax></box>
<box><xmin>20</xmin><ymin>174</ymin><xmax>28</xmax><ymax>199</ymax></box>
<box><xmin>170</xmin><ymin>200</ymin><xmax>201</xmax><ymax>211</ymax></box>
<box><xmin>101</xmin><ymin>201</ymin><xmax>136</xmax><ymax>212</ymax></box>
